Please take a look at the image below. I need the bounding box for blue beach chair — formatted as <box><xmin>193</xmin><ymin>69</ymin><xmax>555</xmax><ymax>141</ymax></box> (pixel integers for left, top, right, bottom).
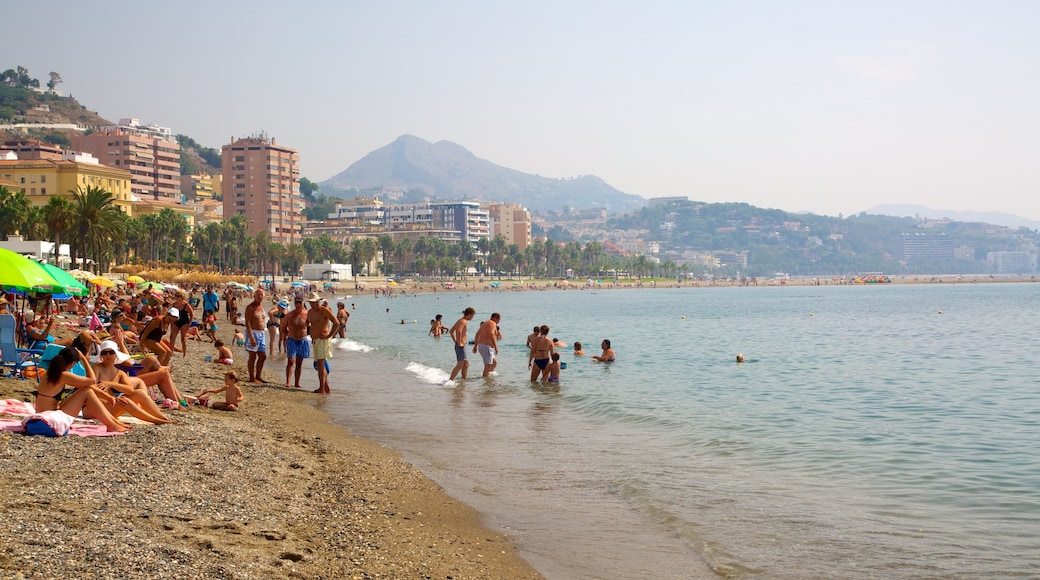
<box><xmin>0</xmin><ymin>314</ymin><xmax>43</xmax><ymax>380</ymax></box>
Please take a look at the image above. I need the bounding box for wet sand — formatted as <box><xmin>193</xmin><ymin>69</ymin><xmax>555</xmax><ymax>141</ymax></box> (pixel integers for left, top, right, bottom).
<box><xmin>0</xmin><ymin>319</ymin><xmax>541</xmax><ymax>579</ymax></box>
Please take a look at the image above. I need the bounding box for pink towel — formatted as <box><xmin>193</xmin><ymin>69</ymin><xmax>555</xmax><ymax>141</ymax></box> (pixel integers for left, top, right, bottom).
<box><xmin>0</xmin><ymin>417</ymin><xmax>124</xmax><ymax>437</ymax></box>
<box><xmin>0</xmin><ymin>399</ymin><xmax>37</xmax><ymax>416</ymax></box>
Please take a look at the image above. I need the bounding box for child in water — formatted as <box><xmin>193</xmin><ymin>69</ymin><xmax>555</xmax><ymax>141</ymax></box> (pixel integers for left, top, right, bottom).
<box><xmin>196</xmin><ymin>371</ymin><xmax>243</xmax><ymax>411</ymax></box>
<box><xmin>546</xmin><ymin>352</ymin><xmax>561</xmax><ymax>382</ymax></box>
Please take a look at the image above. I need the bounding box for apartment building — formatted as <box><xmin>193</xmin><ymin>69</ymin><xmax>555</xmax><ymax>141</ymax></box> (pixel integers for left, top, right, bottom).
<box><xmin>222</xmin><ymin>134</ymin><xmax>302</xmax><ymax>244</ymax></box>
<box><xmin>484</xmin><ymin>202</ymin><xmax>531</xmax><ymax>250</ymax></box>
<box><xmin>0</xmin><ymin>150</ymin><xmax>134</xmax><ymax>215</ymax></box>
<box><xmin>72</xmin><ymin>120</ymin><xmax>180</xmax><ymax>202</ymax></box>
<box><xmin>430</xmin><ymin>201</ymin><xmax>489</xmax><ymax>245</ymax></box>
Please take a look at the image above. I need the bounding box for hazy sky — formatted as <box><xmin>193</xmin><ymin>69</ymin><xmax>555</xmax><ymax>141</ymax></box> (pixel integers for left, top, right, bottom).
<box><xmin>7</xmin><ymin>1</ymin><xmax>1039</xmax><ymax>219</ymax></box>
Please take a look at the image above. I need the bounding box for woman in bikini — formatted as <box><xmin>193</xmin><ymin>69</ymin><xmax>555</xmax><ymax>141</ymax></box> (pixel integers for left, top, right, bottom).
<box><xmin>167</xmin><ymin>292</ymin><xmax>194</xmax><ymax>359</ymax></box>
<box><xmin>140</xmin><ymin>308</ymin><xmax>177</xmax><ymax>366</ymax></box>
<box><xmin>33</xmin><ymin>347</ymin><xmax>132</xmax><ymax>433</ymax></box>
<box><xmin>89</xmin><ymin>340</ymin><xmax>174</xmax><ymax>424</ymax></box>
<box><xmin>267</xmin><ymin>300</ymin><xmax>287</xmax><ymax>355</ymax></box>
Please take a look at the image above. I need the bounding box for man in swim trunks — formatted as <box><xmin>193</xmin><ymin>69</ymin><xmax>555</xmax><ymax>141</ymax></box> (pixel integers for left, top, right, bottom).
<box><xmin>472</xmin><ymin>312</ymin><xmax>501</xmax><ymax>377</ymax></box>
<box><xmin>448</xmin><ymin>307</ymin><xmax>476</xmax><ymax>381</ymax></box>
<box><xmin>306</xmin><ymin>294</ymin><xmax>340</xmax><ymax>394</ymax></box>
<box><xmin>283</xmin><ymin>297</ymin><xmax>309</xmax><ymax>389</ymax></box>
<box><xmin>244</xmin><ymin>288</ymin><xmax>267</xmax><ymax>383</ymax></box>
<box><xmin>528</xmin><ymin>324</ymin><xmax>555</xmax><ymax>381</ymax></box>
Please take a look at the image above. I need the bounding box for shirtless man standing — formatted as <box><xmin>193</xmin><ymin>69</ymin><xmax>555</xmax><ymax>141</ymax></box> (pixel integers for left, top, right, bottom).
<box><xmin>448</xmin><ymin>307</ymin><xmax>476</xmax><ymax>381</ymax></box>
<box><xmin>283</xmin><ymin>297</ymin><xmax>310</xmax><ymax>389</ymax></box>
<box><xmin>472</xmin><ymin>312</ymin><xmax>501</xmax><ymax>377</ymax></box>
<box><xmin>244</xmin><ymin>288</ymin><xmax>267</xmax><ymax>383</ymax></box>
<box><xmin>307</xmin><ymin>294</ymin><xmax>340</xmax><ymax>394</ymax></box>
<box><xmin>336</xmin><ymin>302</ymin><xmax>350</xmax><ymax>338</ymax></box>
<box><xmin>528</xmin><ymin>324</ymin><xmax>555</xmax><ymax>381</ymax></box>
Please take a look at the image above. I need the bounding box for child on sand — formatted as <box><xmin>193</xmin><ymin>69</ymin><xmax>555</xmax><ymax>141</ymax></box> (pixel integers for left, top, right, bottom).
<box><xmin>233</xmin><ymin>329</ymin><xmax>245</xmax><ymax>347</ymax></box>
<box><xmin>214</xmin><ymin>340</ymin><xmax>233</xmax><ymax>365</ymax></box>
<box><xmin>546</xmin><ymin>352</ymin><xmax>561</xmax><ymax>382</ymax></box>
<box><xmin>203</xmin><ymin>310</ymin><xmax>218</xmax><ymax>342</ymax></box>
<box><xmin>196</xmin><ymin>371</ymin><xmax>243</xmax><ymax>411</ymax></box>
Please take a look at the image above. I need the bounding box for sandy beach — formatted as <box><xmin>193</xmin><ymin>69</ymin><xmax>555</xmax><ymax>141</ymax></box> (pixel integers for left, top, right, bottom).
<box><xmin>0</xmin><ymin>317</ymin><xmax>541</xmax><ymax>579</ymax></box>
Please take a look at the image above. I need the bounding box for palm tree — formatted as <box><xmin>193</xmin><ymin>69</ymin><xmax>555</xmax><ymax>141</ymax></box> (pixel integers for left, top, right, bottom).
<box><xmin>0</xmin><ymin>186</ymin><xmax>30</xmax><ymax>240</ymax></box>
<box><xmin>20</xmin><ymin>205</ymin><xmax>46</xmax><ymax>241</ymax></box>
<box><xmin>43</xmin><ymin>195</ymin><xmax>74</xmax><ymax>252</ymax></box>
<box><xmin>394</xmin><ymin>238</ymin><xmax>412</xmax><ymax>276</ymax></box>
<box><xmin>69</xmin><ymin>185</ymin><xmax>125</xmax><ymax>272</ymax></box>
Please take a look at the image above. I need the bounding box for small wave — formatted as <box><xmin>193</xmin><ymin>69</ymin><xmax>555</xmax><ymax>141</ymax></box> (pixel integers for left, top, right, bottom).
<box><xmin>405</xmin><ymin>361</ymin><xmax>453</xmax><ymax>385</ymax></box>
<box><xmin>332</xmin><ymin>338</ymin><xmax>373</xmax><ymax>352</ymax></box>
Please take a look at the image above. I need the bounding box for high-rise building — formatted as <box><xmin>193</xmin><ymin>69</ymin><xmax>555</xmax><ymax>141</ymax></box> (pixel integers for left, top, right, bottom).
<box><xmin>484</xmin><ymin>202</ymin><xmax>531</xmax><ymax>250</ymax></box>
<box><xmin>72</xmin><ymin>120</ymin><xmax>180</xmax><ymax>203</ymax></box>
<box><xmin>430</xmin><ymin>201</ymin><xmax>489</xmax><ymax>245</ymax></box>
<box><xmin>222</xmin><ymin>134</ymin><xmax>301</xmax><ymax>244</ymax></box>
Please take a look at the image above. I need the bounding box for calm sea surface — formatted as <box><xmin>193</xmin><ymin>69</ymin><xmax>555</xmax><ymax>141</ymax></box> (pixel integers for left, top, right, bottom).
<box><xmin>310</xmin><ymin>282</ymin><xmax>1040</xmax><ymax>579</ymax></box>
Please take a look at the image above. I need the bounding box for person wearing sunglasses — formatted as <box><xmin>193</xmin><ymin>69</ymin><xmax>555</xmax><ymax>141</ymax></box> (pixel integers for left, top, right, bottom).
<box><xmin>89</xmin><ymin>340</ymin><xmax>175</xmax><ymax>425</ymax></box>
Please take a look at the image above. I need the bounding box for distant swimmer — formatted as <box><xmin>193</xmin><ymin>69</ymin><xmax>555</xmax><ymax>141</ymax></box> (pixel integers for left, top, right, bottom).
<box><xmin>592</xmin><ymin>339</ymin><xmax>615</xmax><ymax>362</ymax></box>
<box><xmin>552</xmin><ymin>337</ymin><xmax>568</xmax><ymax>349</ymax></box>
<box><xmin>573</xmin><ymin>341</ymin><xmax>585</xmax><ymax>356</ymax></box>
<box><xmin>736</xmin><ymin>353</ymin><xmax>745</xmax><ymax>363</ymax></box>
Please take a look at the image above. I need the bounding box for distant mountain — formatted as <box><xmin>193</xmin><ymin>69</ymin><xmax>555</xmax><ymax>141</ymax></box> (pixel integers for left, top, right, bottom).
<box><xmin>865</xmin><ymin>204</ymin><xmax>1040</xmax><ymax>231</ymax></box>
<box><xmin>320</xmin><ymin>135</ymin><xmax>646</xmax><ymax>213</ymax></box>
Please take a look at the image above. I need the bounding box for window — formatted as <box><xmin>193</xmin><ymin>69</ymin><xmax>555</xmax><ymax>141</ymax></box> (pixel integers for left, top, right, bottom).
<box><xmin>40</xmin><ymin>175</ymin><xmax>46</xmax><ymax>183</ymax></box>
<box><xmin>41</xmin><ymin>188</ymin><xmax>46</xmax><ymax>195</ymax></box>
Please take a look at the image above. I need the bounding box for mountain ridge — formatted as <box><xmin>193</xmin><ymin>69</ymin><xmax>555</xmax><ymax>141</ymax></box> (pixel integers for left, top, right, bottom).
<box><xmin>320</xmin><ymin>135</ymin><xmax>647</xmax><ymax>213</ymax></box>
<box><xmin>864</xmin><ymin>204</ymin><xmax>1040</xmax><ymax>230</ymax></box>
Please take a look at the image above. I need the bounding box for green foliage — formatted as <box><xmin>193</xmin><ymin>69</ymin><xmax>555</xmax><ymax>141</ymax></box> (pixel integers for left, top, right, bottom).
<box><xmin>299</xmin><ymin>177</ymin><xmax>318</xmax><ymax>200</ymax></box>
<box><xmin>303</xmin><ymin>193</ymin><xmax>338</xmax><ymax>221</ymax></box>
<box><xmin>180</xmin><ymin>150</ymin><xmax>199</xmax><ymax>175</ymax></box>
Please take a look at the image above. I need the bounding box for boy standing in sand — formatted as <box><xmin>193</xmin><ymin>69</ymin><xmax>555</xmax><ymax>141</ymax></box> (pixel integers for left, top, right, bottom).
<box><xmin>197</xmin><ymin>371</ymin><xmax>243</xmax><ymax>411</ymax></box>
<box><xmin>448</xmin><ymin>307</ymin><xmax>475</xmax><ymax>381</ymax></box>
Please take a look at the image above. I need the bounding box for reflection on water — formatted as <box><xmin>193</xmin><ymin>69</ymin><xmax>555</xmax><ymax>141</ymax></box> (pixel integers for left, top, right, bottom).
<box><xmin>315</xmin><ymin>283</ymin><xmax>1040</xmax><ymax>579</ymax></box>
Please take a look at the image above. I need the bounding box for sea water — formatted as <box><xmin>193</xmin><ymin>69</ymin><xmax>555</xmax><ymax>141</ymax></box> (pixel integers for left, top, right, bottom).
<box><xmin>311</xmin><ymin>283</ymin><xmax>1040</xmax><ymax>579</ymax></box>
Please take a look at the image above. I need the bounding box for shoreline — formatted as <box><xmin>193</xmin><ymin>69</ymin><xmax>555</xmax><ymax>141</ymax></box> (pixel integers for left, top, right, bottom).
<box><xmin>0</xmin><ymin>320</ymin><xmax>542</xmax><ymax>578</ymax></box>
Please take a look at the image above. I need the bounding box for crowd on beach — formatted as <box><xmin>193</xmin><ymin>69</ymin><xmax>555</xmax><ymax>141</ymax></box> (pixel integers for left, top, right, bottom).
<box><xmin>2</xmin><ymin>279</ymin><xmax>349</xmax><ymax>433</ymax></box>
<box><xmin>432</xmin><ymin>306</ymin><xmax>615</xmax><ymax>383</ymax></box>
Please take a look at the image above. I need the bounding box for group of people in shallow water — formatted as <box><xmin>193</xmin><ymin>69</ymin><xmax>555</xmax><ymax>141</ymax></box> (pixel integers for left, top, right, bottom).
<box><xmin>439</xmin><ymin>307</ymin><xmax>615</xmax><ymax>382</ymax></box>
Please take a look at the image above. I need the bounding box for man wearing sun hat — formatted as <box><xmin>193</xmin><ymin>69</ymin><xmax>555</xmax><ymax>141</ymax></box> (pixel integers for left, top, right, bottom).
<box><xmin>306</xmin><ymin>293</ymin><xmax>339</xmax><ymax>394</ymax></box>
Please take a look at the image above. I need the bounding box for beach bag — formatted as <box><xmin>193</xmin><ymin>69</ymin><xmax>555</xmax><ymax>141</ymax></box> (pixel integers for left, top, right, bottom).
<box><xmin>22</xmin><ymin>410</ymin><xmax>73</xmax><ymax>437</ymax></box>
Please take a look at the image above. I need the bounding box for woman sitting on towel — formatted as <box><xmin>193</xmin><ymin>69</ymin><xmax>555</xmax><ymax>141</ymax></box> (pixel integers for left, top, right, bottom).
<box><xmin>140</xmin><ymin>309</ymin><xmax>177</xmax><ymax>366</ymax></box>
<box><xmin>32</xmin><ymin>347</ymin><xmax>132</xmax><ymax>433</ymax></box>
<box><xmin>89</xmin><ymin>340</ymin><xmax>175</xmax><ymax>425</ymax></box>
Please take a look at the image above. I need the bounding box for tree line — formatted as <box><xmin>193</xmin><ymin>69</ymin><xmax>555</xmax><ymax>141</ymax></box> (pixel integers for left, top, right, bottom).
<box><xmin>0</xmin><ymin>183</ymin><xmax>693</xmax><ymax>280</ymax></box>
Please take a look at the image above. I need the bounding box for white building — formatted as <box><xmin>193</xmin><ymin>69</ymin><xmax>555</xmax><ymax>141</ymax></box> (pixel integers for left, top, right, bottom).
<box><xmin>301</xmin><ymin>261</ymin><xmax>353</xmax><ymax>282</ymax></box>
<box><xmin>0</xmin><ymin>235</ymin><xmax>71</xmax><ymax>265</ymax></box>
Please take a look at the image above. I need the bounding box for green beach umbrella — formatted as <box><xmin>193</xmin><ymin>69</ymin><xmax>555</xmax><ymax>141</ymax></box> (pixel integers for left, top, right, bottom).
<box><xmin>39</xmin><ymin>262</ymin><xmax>89</xmax><ymax>297</ymax></box>
<box><xmin>0</xmin><ymin>247</ymin><xmax>65</xmax><ymax>294</ymax></box>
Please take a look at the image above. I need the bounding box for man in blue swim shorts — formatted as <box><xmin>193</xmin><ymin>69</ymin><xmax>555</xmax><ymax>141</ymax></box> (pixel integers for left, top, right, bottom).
<box><xmin>283</xmin><ymin>297</ymin><xmax>310</xmax><ymax>389</ymax></box>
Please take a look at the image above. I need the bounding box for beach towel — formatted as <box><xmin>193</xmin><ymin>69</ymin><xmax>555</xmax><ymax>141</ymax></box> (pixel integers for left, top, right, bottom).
<box><xmin>22</xmin><ymin>410</ymin><xmax>74</xmax><ymax>436</ymax></box>
<box><xmin>0</xmin><ymin>399</ymin><xmax>37</xmax><ymax>416</ymax></box>
<box><xmin>0</xmin><ymin>417</ymin><xmax>124</xmax><ymax>437</ymax></box>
